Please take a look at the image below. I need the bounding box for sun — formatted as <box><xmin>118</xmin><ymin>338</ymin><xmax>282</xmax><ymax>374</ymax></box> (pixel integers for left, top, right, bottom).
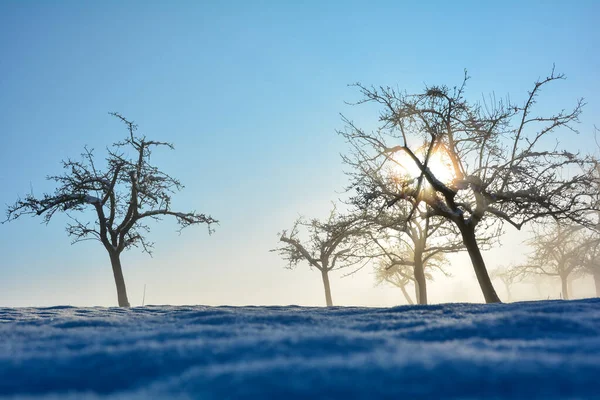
<box><xmin>388</xmin><ymin>147</ymin><xmax>455</xmax><ymax>188</ymax></box>
<box><xmin>426</xmin><ymin>150</ymin><xmax>455</xmax><ymax>184</ymax></box>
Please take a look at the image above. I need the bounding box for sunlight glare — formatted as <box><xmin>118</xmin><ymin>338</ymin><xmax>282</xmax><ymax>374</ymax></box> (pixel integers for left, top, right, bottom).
<box><xmin>389</xmin><ymin>148</ymin><xmax>455</xmax><ymax>187</ymax></box>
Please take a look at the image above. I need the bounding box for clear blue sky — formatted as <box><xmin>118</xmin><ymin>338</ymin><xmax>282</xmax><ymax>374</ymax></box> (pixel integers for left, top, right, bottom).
<box><xmin>1</xmin><ymin>1</ymin><xmax>599</xmax><ymax>307</ymax></box>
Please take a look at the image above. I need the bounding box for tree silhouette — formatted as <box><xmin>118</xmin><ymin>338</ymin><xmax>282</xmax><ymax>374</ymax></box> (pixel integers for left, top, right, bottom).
<box><xmin>515</xmin><ymin>223</ymin><xmax>584</xmax><ymax>300</ymax></box>
<box><xmin>574</xmin><ymin>230</ymin><xmax>600</xmax><ymax>297</ymax></box>
<box><xmin>272</xmin><ymin>206</ymin><xmax>368</xmax><ymax>306</ymax></box>
<box><xmin>373</xmin><ymin>258</ymin><xmax>415</xmax><ymax>305</ymax></box>
<box><xmin>490</xmin><ymin>265</ymin><xmax>521</xmax><ymax>302</ymax></box>
<box><xmin>342</xmin><ymin>68</ymin><xmax>595</xmax><ymax>303</ymax></box>
<box><xmin>372</xmin><ymin>235</ymin><xmax>449</xmax><ymax>305</ymax></box>
<box><xmin>580</xmin><ymin>155</ymin><xmax>600</xmax><ymax>296</ymax></box>
<box><xmin>4</xmin><ymin>113</ymin><xmax>216</xmax><ymax>307</ymax></box>
<box><xmin>363</xmin><ymin>203</ymin><xmax>458</xmax><ymax>304</ymax></box>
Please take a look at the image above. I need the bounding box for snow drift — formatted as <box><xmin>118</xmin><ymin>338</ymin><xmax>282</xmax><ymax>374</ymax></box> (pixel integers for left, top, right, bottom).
<box><xmin>1</xmin><ymin>299</ymin><xmax>599</xmax><ymax>399</ymax></box>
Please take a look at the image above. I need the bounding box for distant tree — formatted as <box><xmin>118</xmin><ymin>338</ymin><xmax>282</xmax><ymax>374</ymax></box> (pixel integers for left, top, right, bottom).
<box><xmin>372</xmin><ymin>235</ymin><xmax>449</xmax><ymax>305</ymax></box>
<box><xmin>365</xmin><ymin>203</ymin><xmax>457</xmax><ymax>304</ymax></box>
<box><xmin>579</xmin><ymin>155</ymin><xmax>600</xmax><ymax>297</ymax></box>
<box><xmin>342</xmin><ymin>68</ymin><xmax>596</xmax><ymax>303</ymax></box>
<box><xmin>373</xmin><ymin>258</ymin><xmax>415</xmax><ymax>305</ymax></box>
<box><xmin>515</xmin><ymin>223</ymin><xmax>584</xmax><ymax>300</ymax></box>
<box><xmin>272</xmin><ymin>206</ymin><xmax>368</xmax><ymax>306</ymax></box>
<box><xmin>490</xmin><ymin>265</ymin><xmax>520</xmax><ymax>302</ymax></box>
<box><xmin>576</xmin><ymin>231</ymin><xmax>600</xmax><ymax>297</ymax></box>
<box><xmin>4</xmin><ymin>113</ymin><xmax>216</xmax><ymax>307</ymax></box>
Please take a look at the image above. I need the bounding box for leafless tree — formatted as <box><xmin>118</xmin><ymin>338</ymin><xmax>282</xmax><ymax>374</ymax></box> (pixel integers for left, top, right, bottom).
<box><xmin>373</xmin><ymin>258</ymin><xmax>415</xmax><ymax>305</ymax></box>
<box><xmin>578</xmin><ymin>154</ymin><xmax>600</xmax><ymax>296</ymax></box>
<box><xmin>341</xmin><ymin>67</ymin><xmax>595</xmax><ymax>303</ymax></box>
<box><xmin>4</xmin><ymin>113</ymin><xmax>217</xmax><ymax>307</ymax></box>
<box><xmin>372</xmin><ymin>233</ymin><xmax>449</xmax><ymax>305</ymax></box>
<box><xmin>272</xmin><ymin>205</ymin><xmax>369</xmax><ymax>306</ymax></box>
<box><xmin>364</xmin><ymin>203</ymin><xmax>457</xmax><ymax>304</ymax></box>
<box><xmin>490</xmin><ymin>265</ymin><xmax>521</xmax><ymax>302</ymax></box>
<box><xmin>575</xmin><ymin>231</ymin><xmax>600</xmax><ymax>297</ymax></box>
<box><xmin>515</xmin><ymin>223</ymin><xmax>585</xmax><ymax>300</ymax></box>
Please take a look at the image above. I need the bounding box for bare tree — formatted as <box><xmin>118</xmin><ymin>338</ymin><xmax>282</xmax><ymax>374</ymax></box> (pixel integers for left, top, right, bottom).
<box><xmin>515</xmin><ymin>223</ymin><xmax>584</xmax><ymax>300</ymax></box>
<box><xmin>579</xmin><ymin>155</ymin><xmax>600</xmax><ymax>296</ymax></box>
<box><xmin>4</xmin><ymin>113</ymin><xmax>216</xmax><ymax>307</ymax></box>
<box><xmin>576</xmin><ymin>231</ymin><xmax>600</xmax><ymax>297</ymax></box>
<box><xmin>490</xmin><ymin>265</ymin><xmax>521</xmax><ymax>302</ymax></box>
<box><xmin>373</xmin><ymin>257</ymin><xmax>415</xmax><ymax>305</ymax></box>
<box><xmin>365</xmin><ymin>203</ymin><xmax>457</xmax><ymax>304</ymax></box>
<box><xmin>272</xmin><ymin>206</ymin><xmax>368</xmax><ymax>306</ymax></box>
<box><xmin>341</xmin><ymin>68</ymin><xmax>595</xmax><ymax>303</ymax></box>
<box><xmin>372</xmin><ymin>235</ymin><xmax>449</xmax><ymax>305</ymax></box>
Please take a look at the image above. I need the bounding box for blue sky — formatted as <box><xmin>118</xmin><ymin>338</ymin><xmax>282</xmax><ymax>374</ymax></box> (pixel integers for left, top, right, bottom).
<box><xmin>1</xmin><ymin>1</ymin><xmax>599</xmax><ymax>307</ymax></box>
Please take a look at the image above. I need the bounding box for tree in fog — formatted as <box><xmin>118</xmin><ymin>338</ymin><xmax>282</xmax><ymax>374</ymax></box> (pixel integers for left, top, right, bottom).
<box><xmin>579</xmin><ymin>156</ymin><xmax>600</xmax><ymax>296</ymax></box>
<box><xmin>490</xmin><ymin>265</ymin><xmax>520</xmax><ymax>302</ymax></box>
<box><xmin>372</xmin><ymin>236</ymin><xmax>449</xmax><ymax>305</ymax></box>
<box><xmin>516</xmin><ymin>223</ymin><xmax>584</xmax><ymax>300</ymax></box>
<box><xmin>4</xmin><ymin>113</ymin><xmax>216</xmax><ymax>307</ymax></box>
<box><xmin>373</xmin><ymin>259</ymin><xmax>415</xmax><ymax>304</ymax></box>
<box><xmin>342</xmin><ymin>68</ymin><xmax>595</xmax><ymax>303</ymax></box>
<box><xmin>364</xmin><ymin>203</ymin><xmax>458</xmax><ymax>304</ymax></box>
<box><xmin>577</xmin><ymin>232</ymin><xmax>600</xmax><ymax>297</ymax></box>
<box><xmin>272</xmin><ymin>206</ymin><xmax>368</xmax><ymax>306</ymax></box>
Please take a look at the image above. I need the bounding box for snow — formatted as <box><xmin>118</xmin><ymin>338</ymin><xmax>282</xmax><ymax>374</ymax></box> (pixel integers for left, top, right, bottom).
<box><xmin>83</xmin><ymin>195</ymin><xmax>101</xmax><ymax>204</ymax></box>
<box><xmin>1</xmin><ymin>299</ymin><xmax>599</xmax><ymax>399</ymax></box>
<box><xmin>145</xmin><ymin>175</ymin><xmax>166</xmax><ymax>182</ymax></box>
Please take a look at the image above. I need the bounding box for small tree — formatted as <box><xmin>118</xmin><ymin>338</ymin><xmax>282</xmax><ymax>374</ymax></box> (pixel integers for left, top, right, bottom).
<box><xmin>4</xmin><ymin>113</ymin><xmax>216</xmax><ymax>307</ymax></box>
<box><xmin>490</xmin><ymin>265</ymin><xmax>521</xmax><ymax>302</ymax></box>
<box><xmin>515</xmin><ymin>223</ymin><xmax>584</xmax><ymax>300</ymax></box>
<box><xmin>373</xmin><ymin>259</ymin><xmax>415</xmax><ymax>305</ymax></box>
<box><xmin>364</xmin><ymin>203</ymin><xmax>457</xmax><ymax>304</ymax></box>
<box><xmin>342</xmin><ymin>68</ymin><xmax>595</xmax><ymax>303</ymax></box>
<box><xmin>579</xmin><ymin>155</ymin><xmax>600</xmax><ymax>296</ymax></box>
<box><xmin>576</xmin><ymin>231</ymin><xmax>600</xmax><ymax>297</ymax></box>
<box><xmin>272</xmin><ymin>206</ymin><xmax>368</xmax><ymax>306</ymax></box>
<box><xmin>372</xmin><ymin>237</ymin><xmax>449</xmax><ymax>305</ymax></box>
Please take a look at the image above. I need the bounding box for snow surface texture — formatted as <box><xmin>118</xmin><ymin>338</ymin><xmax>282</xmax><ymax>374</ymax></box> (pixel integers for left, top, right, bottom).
<box><xmin>1</xmin><ymin>299</ymin><xmax>599</xmax><ymax>399</ymax></box>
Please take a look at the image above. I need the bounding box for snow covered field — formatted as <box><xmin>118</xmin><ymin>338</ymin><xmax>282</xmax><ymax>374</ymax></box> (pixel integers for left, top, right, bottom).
<box><xmin>1</xmin><ymin>299</ymin><xmax>599</xmax><ymax>399</ymax></box>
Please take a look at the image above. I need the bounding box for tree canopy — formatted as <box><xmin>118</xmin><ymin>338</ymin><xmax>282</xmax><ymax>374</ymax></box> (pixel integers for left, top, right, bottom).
<box><xmin>341</xmin><ymin>68</ymin><xmax>597</xmax><ymax>302</ymax></box>
<box><xmin>5</xmin><ymin>113</ymin><xmax>216</xmax><ymax>306</ymax></box>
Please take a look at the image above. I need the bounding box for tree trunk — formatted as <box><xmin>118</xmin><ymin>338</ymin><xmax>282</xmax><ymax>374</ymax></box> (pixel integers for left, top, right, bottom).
<box><xmin>400</xmin><ymin>284</ymin><xmax>414</xmax><ymax>305</ymax></box>
<box><xmin>414</xmin><ymin>280</ymin><xmax>420</xmax><ymax>305</ymax></box>
<box><xmin>109</xmin><ymin>251</ymin><xmax>130</xmax><ymax>307</ymax></box>
<box><xmin>594</xmin><ymin>272</ymin><xmax>600</xmax><ymax>297</ymax></box>
<box><xmin>460</xmin><ymin>225</ymin><xmax>501</xmax><ymax>303</ymax></box>
<box><xmin>321</xmin><ymin>269</ymin><xmax>333</xmax><ymax>307</ymax></box>
<box><xmin>413</xmin><ymin>254</ymin><xmax>427</xmax><ymax>305</ymax></box>
<box><xmin>568</xmin><ymin>277</ymin><xmax>574</xmax><ymax>299</ymax></box>
<box><xmin>561</xmin><ymin>275</ymin><xmax>569</xmax><ymax>300</ymax></box>
<box><xmin>504</xmin><ymin>282</ymin><xmax>512</xmax><ymax>302</ymax></box>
